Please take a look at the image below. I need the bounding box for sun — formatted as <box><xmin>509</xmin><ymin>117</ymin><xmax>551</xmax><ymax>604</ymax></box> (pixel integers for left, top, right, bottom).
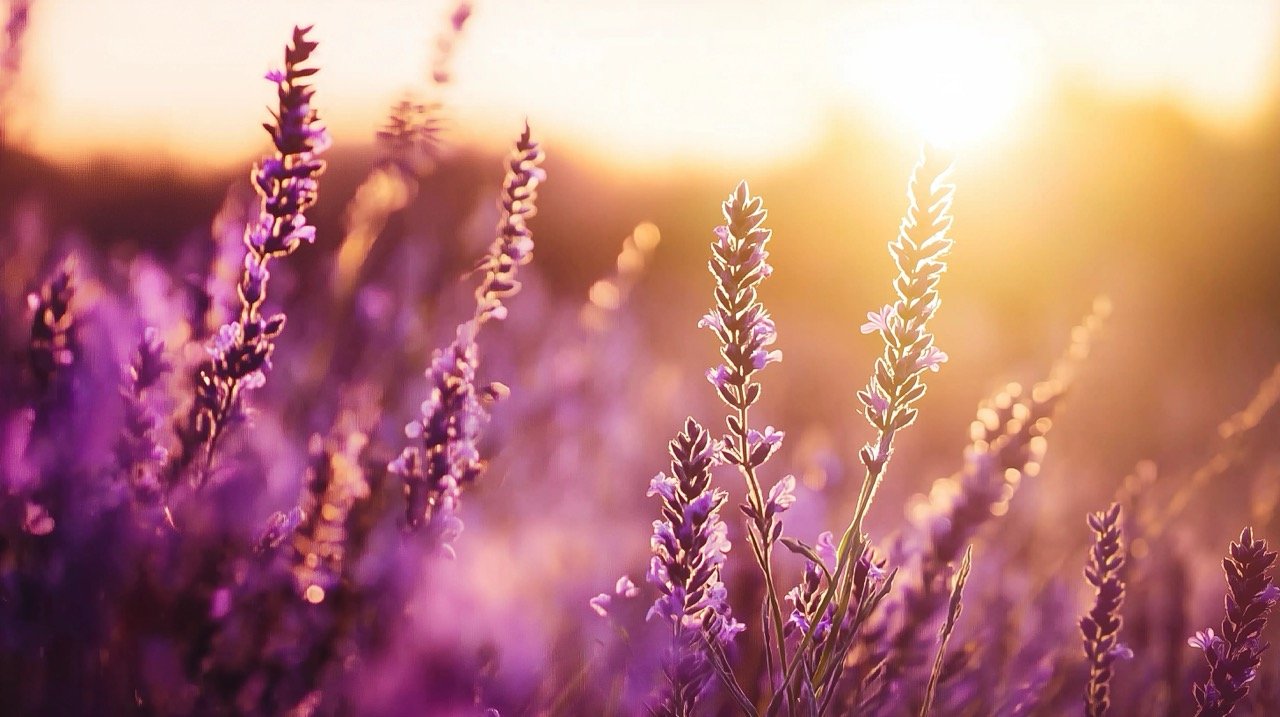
<box><xmin>836</xmin><ymin>11</ymin><xmax>1042</xmax><ymax>150</ymax></box>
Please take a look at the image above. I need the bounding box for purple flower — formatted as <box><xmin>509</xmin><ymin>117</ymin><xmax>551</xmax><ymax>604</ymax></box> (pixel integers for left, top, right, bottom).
<box><xmin>697</xmin><ymin>311</ymin><xmax>726</xmax><ymax>334</ymax></box>
<box><xmin>705</xmin><ymin>365</ymin><xmax>731</xmax><ymax>391</ymax></box>
<box><xmin>916</xmin><ymin>345</ymin><xmax>950</xmax><ymax>373</ymax></box>
<box><xmin>589</xmin><ymin>574</ymin><xmax>640</xmax><ymax>620</ymax></box>
<box><xmin>615</xmin><ymin>576</ymin><xmax>638</xmax><ymax>598</ymax></box>
<box><xmin>816</xmin><ymin>530</ymin><xmax>838</xmax><ymax>567</ymax></box>
<box><xmin>701</xmin><ymin>181</ymin><xmax>781</xmax><ymax>415</ymax></box>
<box><xmin>646</xmin><ymin>419</ymin><xmax>740</xmax><ymax>712</ymax></box>
<box><xmin>1080</xmin><ymin>503</ymin><xmax>1127</xmax><ymax>717</ymax></box>
<box><xmin>647</xmin><ymin>472</ymin><xmax>678</xmax><ymax>501</ymax></box>
<box><xmin>389</xmin><ymin>323</ymin><xmax>496</xmax><ymax>547</ymax></box>
<box><xmin>1188</xmin><ymin>628</ymin><xmax>1222</xmax><ymax>652</ymax></box>
<box><xmin>1192</xmin><ymin>528</ymin><xmax>1278</xmax><ymax>716</ymax></box>
<box><xmin>1108</xmin><ymin>644</ymin><xmax>1134</xmax><ymax>660</ymax></box>
<box><xmin>388</xmin><ymin>124</ymin><xmax>543</xmax><ymax>550</ymax></box>
<box><xmin>750</xmin><ymin>347</ymin><xmax>783</xmax><ymax>370</ymax></box>
<box><xmin>174</xmin><ymin>26</ymin><xmax>328</xmax><ymax>481</ymax></box>
<box><xmin>766</xmin><ymin>474</ymin><xmax>797</xmax><ymax>515</ymax></box>
<box><xmin>860</xmin><ymin>303</ymin><xmax>895</xmax><ymax>335</ymax></box>
<box><xmin>856</xmin><ymin>146</ymin><xmax>954</xmax><ymax>446</ymax></box>
<box><xmin>473</xmin><ymin>122</ymin><xmax>545</xmax><ymax>324</ymax></box>
<box><xmin>589</xmin><ymin>594</ymin><xmax>612</xmax><ymax>618</ymax></box>
<box><xmin>747</xmin><ymin>425</ymin><xmax>785</xmax><ymax>466</ymax></box>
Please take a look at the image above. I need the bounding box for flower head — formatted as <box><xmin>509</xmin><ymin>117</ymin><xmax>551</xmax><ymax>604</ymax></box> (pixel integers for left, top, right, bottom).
<box><xmin>1189</xmin><ymin>628</ymin><xmax>1221</xmax><ymax>652</ymax></box>
<box><xmin>646</xmin><ymin>418</ymin><xmax>740</xmax><ymax>713</ymax></box>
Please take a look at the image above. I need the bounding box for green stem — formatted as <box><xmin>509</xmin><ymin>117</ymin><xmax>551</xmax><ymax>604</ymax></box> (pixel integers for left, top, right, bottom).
<box><xmin>733</xmin><ymin>402</ymin><xmax>793</xmax><ymax>710</ymax></box>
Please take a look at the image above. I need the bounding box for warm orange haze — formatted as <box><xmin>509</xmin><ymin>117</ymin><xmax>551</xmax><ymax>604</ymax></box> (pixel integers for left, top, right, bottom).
<box><xmin>4</xmin><ymin>1</ymin><xmax>1280</xmax><ymax>716</ymax></box>
<box><xmin>14</xmin><ymin>0</ymin><xmax>1280</xmax><ymax>165</ymax></box>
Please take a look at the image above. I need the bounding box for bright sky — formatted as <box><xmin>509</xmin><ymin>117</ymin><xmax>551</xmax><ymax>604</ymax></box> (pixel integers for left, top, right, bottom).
<box><xmin>16</xmin><ymin>0</ymin><xmax>1280</xmax><ymax>168</ymax></box>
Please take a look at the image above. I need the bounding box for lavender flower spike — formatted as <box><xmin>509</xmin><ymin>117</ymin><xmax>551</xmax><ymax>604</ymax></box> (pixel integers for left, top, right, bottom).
<box><xmin>701</xmin><ymin>180</ymin><xmax>794</xmax><ymax>685</ymax></box>
<box><xmin>178</xmin><ymin>26</ymin><xmax>328</xmax><ymax>479</ymax></box>
<box><xmin>647</xmin><ymin>418</ymin><xmax>744</xmax><ymax>715</ymax></box>
<box><xmin>1081</xmin><ymin>503</ymin><xmax>1128</xmax><ymax>717</ymax></box>
<box><xmin>778</xmin><ymin>147</ymin><xmax>955</xmax><ymax>708</ymax></box>
<box><xmin>857</xmin><ymin>144</ymin><xmax>953</xmax><ymax>474</ymax></box>
<box><xmin>1191</xmin><ymin>527</ymin><xmax>1279</xmax><ymax>717</ymax></box>
<box><xmin>389</xmin><ymin>123</ymin><xmax>544</xmax><ymax>550</ymax></box>
<box><xmin>701</xmin><ymin>180</ymin><xmax>781</xmax><ymax>413</ymax></box>
<box><xmin>474</xmin><ymin>121</ymin><xmax>545</xmax><ymax>324</ymax></box>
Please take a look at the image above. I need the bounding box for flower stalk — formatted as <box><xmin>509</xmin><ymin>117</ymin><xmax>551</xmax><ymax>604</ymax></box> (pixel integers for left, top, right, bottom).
<box><xmin>176</xmin><ymin>26</ymin><xmax>329</xmax><ymax>482</ymax></box>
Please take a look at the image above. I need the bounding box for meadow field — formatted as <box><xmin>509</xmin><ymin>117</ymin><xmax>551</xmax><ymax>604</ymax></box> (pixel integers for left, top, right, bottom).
<box><xmin>2</xmin><ymin>2</ymin><xmax>1280</xmax><ymax>715</ymax></box>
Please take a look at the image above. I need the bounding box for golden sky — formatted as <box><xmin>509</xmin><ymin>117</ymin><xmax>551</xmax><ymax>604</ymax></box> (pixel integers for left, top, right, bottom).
<box><xmin>17</xmin><ymin>0</ymin><xmax>1280</xmax><ymax>168</ymax></box>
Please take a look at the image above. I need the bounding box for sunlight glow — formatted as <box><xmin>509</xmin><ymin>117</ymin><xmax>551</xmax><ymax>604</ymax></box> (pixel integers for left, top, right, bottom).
<box><xmin>837</xmin><ymin>12</ymin><xmax>1043</xmax><ymax>150</ymax></box>
<box><xmin>15</xmin><ymin>0</ymin><xmax>1280</xmax><ymax>166</ymax></box>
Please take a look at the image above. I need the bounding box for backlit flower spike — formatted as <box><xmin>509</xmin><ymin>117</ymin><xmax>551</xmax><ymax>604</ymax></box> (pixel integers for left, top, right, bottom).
<box><xmin>176</xmin><ymin>26</ymin><xmax>328</xmax><ymax>482</ymax></box>
<box><xmin>859</xmin><ymin>144</ymin><xmax>955</xmax><ymax>451</ymax></box>
<box><xmin>701</xmin><ymin>180</ymin><xmax>778</xmax><ymax>417</ymax></box>
<box><xmin>474</xmin><ymin>121</ymin><xmax>545</xmax><ymax>324</ymax></box>
<box><xmin>701</xmin><ymin>180</ymin><xmax>796</xmax><ymax>687</ymax></box>
<box><xmin>389</xmin><ymin>123</ymin><xmax>544</xmax><ymax>551</ymax></box>
<box><xmin>1191</xmin><ymin>527</ymin><xmax>1278</xmax><ymax>717</ymax></box>
<box><xmin>1080</xmin><ymin>503</ymin><xmax>1127</xmax><ymax>717</ymax></box>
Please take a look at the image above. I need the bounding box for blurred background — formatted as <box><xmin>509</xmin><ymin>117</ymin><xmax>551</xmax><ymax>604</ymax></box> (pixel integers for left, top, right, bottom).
<box><xmin>5</xmin><ymin>0</ymin><xmax>1278</xmax><ymax>508</ymax></box>
<box><xmin>3</xmin><ymin>1</ymin><xmax>1280</xmax><ymax>710</ymax></box>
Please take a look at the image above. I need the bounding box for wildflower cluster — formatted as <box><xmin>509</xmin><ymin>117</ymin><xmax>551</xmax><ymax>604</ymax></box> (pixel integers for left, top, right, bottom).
<box><xmin>1191</xmin><ymin>527</ymin><xmax>1279</xmax><ymax>716</ymax></box>
<box><xmin>181</xmin><ymin>25</ymin><xmax>329</xmax><ymax>478</ymax></box>
<box><xmin>389</xmin><ymin>322</ymin><xmax>499</xmax><ymax>546</ymax></box>
<box><xmin>646</xmin><ymin>418</ymin><xmax>743</xmax><ymax>715</ymax></box>
<box><xmin>783</xmin><ymin>535</ymin><xmax>890</xmax><ymax>707</ymax></box>
<box><xmin>1081</xmin><ymin>503</ymin><xmax>1129</xmax><ymax>717</ymax></box>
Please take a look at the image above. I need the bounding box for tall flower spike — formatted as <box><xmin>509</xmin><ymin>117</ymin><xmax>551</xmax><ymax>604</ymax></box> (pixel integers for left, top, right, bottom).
<box><xmin>1191</xmin><ymin>527</ymin><xmax>1279</xmax><ymax>717</ymax></box>
<box><xmin>390</xmin><ymin>123</ymin><xmax>543</xmax><ymax>551</ymax></box>
<box><xmin>701</xmin><ymin>180</ymin><xmax>780</xmax><ymax>415</ymax></box>
<box><xmin>1081</xmin><ymin>503</ymin><xmax>1129</xmax><ymax>717</ymax></box>
<box><xmin>779</xmin><ymin>148</ymin><xmax>956</xmax><ymax>710</ymax></box>
<box><xmin>646</xmin><ymin>418</ymin><xmax>743</xmax><ymax>716</ymax></box>
<box><xmin>701</xmin><ymin>180</ymin><xmax>795</xmax><ymax>685</ymax></box>
<box><xmin>177</xmin><ymin>26</ymin><xmax>329</xmax><ymax>480</ymax></box>
<box><xmin>857</xmin><ymin>144</ymin><xmax>953</xmax><ymax>470</ymax></box>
